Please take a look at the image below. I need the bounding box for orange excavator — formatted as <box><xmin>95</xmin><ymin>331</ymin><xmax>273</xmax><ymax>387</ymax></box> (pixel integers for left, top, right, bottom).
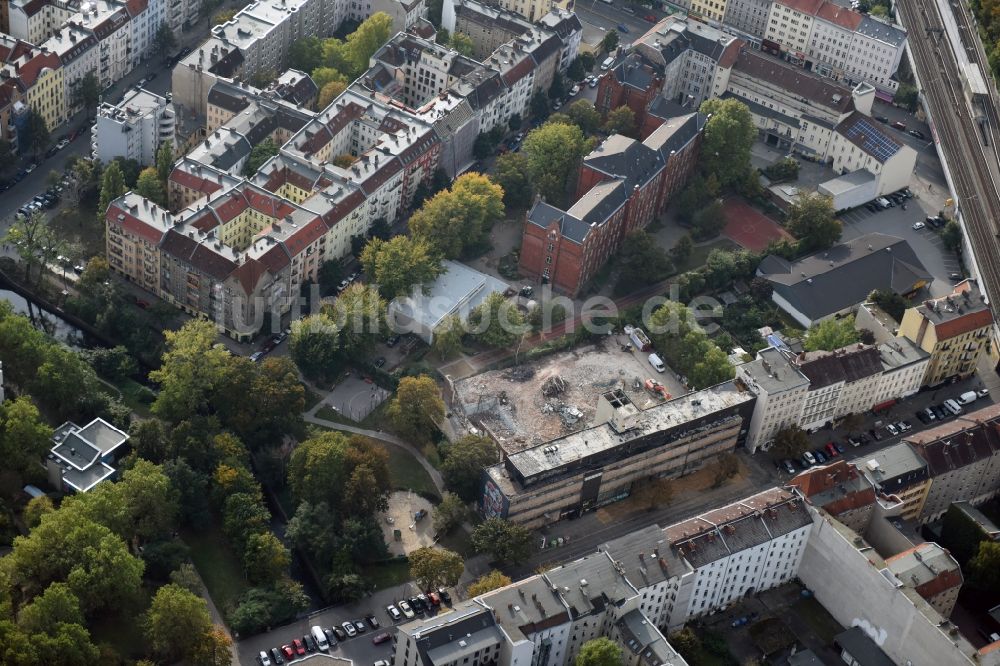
<box><xmin>644</xmin><ymin>378</ymin><xmax>671</xmax><ymax>399</ymax></box>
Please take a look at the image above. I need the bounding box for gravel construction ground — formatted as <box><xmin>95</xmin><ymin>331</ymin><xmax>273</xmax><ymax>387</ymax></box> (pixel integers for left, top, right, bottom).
<box><xmin>453</xmin><ymin>339</ymin><xmax>689</xmax><ymax>453</ymax></box>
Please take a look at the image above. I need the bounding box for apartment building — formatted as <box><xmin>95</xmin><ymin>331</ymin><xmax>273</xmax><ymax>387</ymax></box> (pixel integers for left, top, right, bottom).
<box><xmin>664</xmin><ymin>488</ymin><xmax>812</xmax><ymax>626</ymax></box>
<box><xmin>738</xmin><ymin>335</ymin><xmax>928</xmax><ymax>451</ymax></box>
<box><xmin>6</xmin><ymin>48</ymin><xmax>64</xmax><ymax>128</ymax></box>
<box><xmin>93</xmin><ymin>87</ymin><xmax>174</xmax><ymax>164</ymax></box>
<box><xmin>788</xmin><ymin>460</ymin><xmax>877</xmax><ymax>532</ymax></box>
<box><xmin>125</xmin><ymin>0</ymin><xmax>165</xmax><ymax>71</ymax></box>
<box><xmin>520</xmin><ymin>112</ymin><xmax>704</xmax><ymax>296</ymax></box>
<box><xmin>906</xmin><ymin>404</ymin><xmax>1000</xmax><ymax>523</ymax></box>
<box><xmin>898</xmin><ymin>279</ymin><xmax>994</xmax><ymax>387</ymax></box>
<box><xmin>370</xmin><ymin>0</ymin><xmax>423</xmax><ymax>32</ymax></box>
<box><xmin>46</xmin><ymin>417</ymin><xmax>129</xmax><ymax>493</ymax></box>
<box><xmin>0</xmin><ymin>78</ymin><xmax>26</xmax><ymax>151</ymax></box>
<box><xmin>885</xmin><ymin>542</ymin><xmax>963</xmax><ymax>619</ymax></box>
<box><xmin>45</xmin><ymin>25</ymin><xmax>97</xmax><ymax>115</ymax></box>
<box><xmin>859</xmin><ymin>442</ymin><xmax>931</xmax><ymax>521</ymax></box>
<box><xmin>8</xmin><ymin>0</ymin><xmax>61</xmax><ymax>44</ymax></box>
<box><xmin>480</xmin><ymin>384</ymin><xmax>755</xmax><ymax>529</ymax></box>
<box><xmin>167</xmin><ymin>157</ymin><xmax>242</xmax><ymax>210</ymax></box>
<box><xmin>736</xmin><ymin>346</ymin><xmax>810</xmax><ymax>453</ymax></box>
<box><xmin>393</xmin><ymin>603</ymin><xmax>505</xmax><ymax>666</ymax></box>
<box><xmin>763</xmin><ymin>0</ymin><xmax>905</xmax><ymax>92</ymax></box>
<box><xmin>722</xmin><ymin>0</ymin><xmax>772</xmax><ymax>39</ymax></box>
<box><xmin>691</xmin><ymin>0</ymin><xmax>728</xmax><ymax>22</ymax></box>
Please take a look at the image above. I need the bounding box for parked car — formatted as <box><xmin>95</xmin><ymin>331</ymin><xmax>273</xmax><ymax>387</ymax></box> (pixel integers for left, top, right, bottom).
<box><xmin>342</xmin><ymin>621</ymin><xmax>358</xmax><ymax>637</ymax></box>
<box><xmin>332</xmin><ymin>626</ymin><xmax>348</xmax><ymax>641</ymax></box>
<box><xmin>270</xmin><ymin>647</ymin><xmax>285</xmax><ymax>664</ymax></box>
<box><xmin>569</xmin><ymin>84</ymin><xmax>580</xmax><ymax>96</ymax></box>
<box><xmin>891</xmin><ymin>120</ymin><xmax>907</xmax><ymax>131</ymax></box>
<box><xmin>589</xmin><ymin>76</ymin><xmax>599</xmax><ymax>88</ymax></box>
<box><xmin>978</xmin><ymin>388</ymin><xmax>991</xmax><ymax>398</ymax></box>
<box><xmin>292</xmin><ymin>639</ymin><xmax>306</xmax><ymax>656</ymax></box>
<box><xmin>438</xmin><ymin>588</ymin><xmax>452</xmax><ymax>604</ymax></box>
<box><xmin>373</xmin><ymin>632</ymin><xmax>391</xmax><ymax>645</ymax></box>
<box><xmin>912</xmin><ymin>221</ymin><xmax>925</xmax><ymax>230</ymax></box>
<box><xmin>250</xmin><ymin>351</ymin><xmax>264</xmax><ymax>362</ymax></box>
<box><xmin>782</xmin><ymin>459</ymin><xmax>797</xmax><ymax>474</ymax></box>
<box><xmin>825</xmin><ymin>442</ymin><xmax>839</xmax><ymax>458</ymax></box>
<box><xmin>802</xmin><ymin>451</ymin><xmax>817</xmax><ymax>466</ymax></box>
<box><xmin>875</xmin><ymin>115</ymin><xmax>889</xmax><ymax>123</ymax></box>
<box><xmin>281</xmin><ymin>645</ymin><xmax>295</xmax><ymax>660</ymax></box>
<box><xmin>427</xmin><ymin>591</ymin><xmax>441</xmax><ymax>606</ymax></box>
<box><xmin>366</xmin><ymin>615</ymin><xmax>380</xmax><ymax>629</ymax></box>
<box><xmin>908</xmin><ymin>129</ymin><xmax>926</xmax><ymax>140</ymax></box>
<box><xmin>303</xmin><ymin>634</ymin><xmax>318</xmax><ymax>652</ymax></box>
<box><xmin>886</xmin><ymin>423</ymin><xmax>899</xmax><ymax>436</ymax></box>
<box><xmin>323</xmin><ymin>627</ymin><xmax>338</xmax><ymax>648</ymax></box>
<box><xmin>399</xmin><ymin>600</ymin><xmax>416</xmax><ymax>619</ymax></box>
<box><xmin>258</xmin><ymin>650</ymin><xmax>272</xmax><ymax>666</ymax></box>
<box><xmin>409</xmin><ymin>596</ymin><xmax>425</xmax><ymax>613</ymax></box>
<box><xmin>354</xmin><ymin>620</ymin><xmax>367</xmax><ymax>634</ymax></box>
<box><xmin>387</xmin><ymin>604</ymin><xmax>403</xmax><ymax>621</ymax></box>
<box><xmin>374</xmin><ymin>357</ymin><xmax>386</xmax><ymax>368</ymax></box>
<box><xmin>617</xmin><ymin>23</ymin><xmax>630</xmax><ymax>33</ymax></box>
<box><xmin>644</xmin><ymin>13</ymin><xmax>658</xmax><ymax>21</ymax></box>
<box><xmin>813</xmin><ymin>450</ymin><xmax>827</xmax><ymax>464</ymax></box>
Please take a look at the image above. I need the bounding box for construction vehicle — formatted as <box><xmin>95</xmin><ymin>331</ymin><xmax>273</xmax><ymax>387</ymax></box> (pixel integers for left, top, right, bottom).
<box><xmin>644</xmin><ymin>378</ymin><xmax>670</xmax><ymax>399</ymax></box>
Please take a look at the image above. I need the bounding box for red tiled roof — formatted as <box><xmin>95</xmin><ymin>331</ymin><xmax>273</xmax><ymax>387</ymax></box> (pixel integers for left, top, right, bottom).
<box><xmin>188</xmin><ymin>209</ymin><xmax>220</xmax><ymax>233</ymax></box>
<box><xmin>281</xmin><ymin>216</ymin><xmax>327</xmax><ymax>257</ymax></box>
<box><xmin>211</xmin><ymin>190</ymin><xmax>249</xmax><ymax>222</ymax></box>
<box><xmin>232</xmin><ymin>256</ymin><xmax>267</xmax><ymax>294</ymax></box>
<box><xmin>18</xmin><ymin>0</ymin><xmax>47</xmax><ymax>17</ymax></box>
<box><xmin>257</xmin><ymin>243</ymin><xmax>291</xmax><ymax>274</ymax></box>
<box><xmin>18</xmin><ymin>52</ymin><xmax>60</xmax><ymax>87</ymax></box>
<box><xmin>775</xmin><ymin>0</ymin><xmax>824</xmax><ymax>15</ymax></box>
<box><xmin>501</xmin><ymin>57</ymin><xmax>534</xmax><ymax>87</ymax></box>
<box><xmin>244</xmin><ymin>187</ymin><xmax>295</xmax><ymax>219</ymax></box>
<box><xmin>125</xmin><ymin>0</ymin><xmax>148</xmax><ymax>17</ymax></box>
<box><xmin>106</xmin><ymin>203</ymin><xmax>166</xmax><ymax>245</ymax></box>
<box><xmin>934</xmin><ymin>309</ymin><xmax>994</xmax><ymax>339</ymax></box>
<box><xmin>169</xmin><ymin>167</ymin><xmax>225</xmax><ymax>195</ymax></box>
<box><xmin>360</xmin><ymin>158</ymin><xmax>402</xmax><ymax>195</ymax></box>
<box><xmin>321</xmin><ymin>189</ymin><xmax>366</xmax><ymax>227</ymax></box>
<box><xmin>816</xmin><ymin>1</ymin><xmax>862</xmax><ymax>29</ymax></box>
<box><xmin>718</xmin><ymin>39</ymin><xmax>743</xmax><ymax>69</ymax></box>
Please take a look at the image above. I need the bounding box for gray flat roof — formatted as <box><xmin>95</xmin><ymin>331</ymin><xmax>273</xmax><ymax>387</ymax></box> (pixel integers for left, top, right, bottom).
<box><xmin>738</xmin><ymin>346</ymin><xmax>809</xmax><ymax>394</ymax></box>
<box><xmin>504</xmin><ymin>381</ymin><xmax>753</xmax><ymax>481</ymax></box>
<box><xmin>545</xmin><ymin>551</ymin><xmax>636</xmax><ymax>619</ymax></box>
<box><xmin>389</xmin><ymin>260</ymin><xmax>510</xmax><ymax>334</ymax></box>
<box><xmin>819</xmin><ymin>169</ymin><xmax>876</xmax><ymax>196</ymax></box>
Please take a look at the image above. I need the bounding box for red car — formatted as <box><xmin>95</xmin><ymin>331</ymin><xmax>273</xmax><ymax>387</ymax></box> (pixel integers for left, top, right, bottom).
<box><xmin>281</xmin><ymin>645</ymin><xmax>295</xmax><ymax>659</ymax></box>
<box><xmin>427</xmin><ymin>591</ymin><xmax>441</xmax><ymax>606</ymax></box>
<box><xmin>644</xmin><ymin>13</ymin><xmax>657</xmax><ymax>21</ymax></box>
<box><xmin>373</xmin><ymin>632</ymin><xmax>391</xmax><ymax>645</ymax></box>
<box><xmin>293</xmin><ymin>639</ymin><xmax>306</xmax><ymax>656</ymax></box>
<box><xmin>825</xmin><ymin>442</ymin><xmax>840</xmax><ymax>458</ymax></box>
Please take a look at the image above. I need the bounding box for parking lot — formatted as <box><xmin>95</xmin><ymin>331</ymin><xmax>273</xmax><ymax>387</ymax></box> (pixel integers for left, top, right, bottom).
<box><xmin>769</xmin><ymin>377</ymin><xmax>995</xmax><ymax>476</ymax></box>
<box><xmin>238</xmin><ymin>584</ymin><xmax>455</xmax><ymax>666</ymax></box>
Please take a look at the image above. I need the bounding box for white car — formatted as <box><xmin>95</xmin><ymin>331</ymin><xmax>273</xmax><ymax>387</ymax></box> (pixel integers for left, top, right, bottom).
<box><xmin>912</xmin><ymin>221</ymin><xmax>925</xmax><ymax>230</ymax></box>
<box><xmin>570</xmin><ymin>84</ymin><xmax>581</xmax><ymax>96</ymax></box>
<box><xmin>342</xmin><ymin>621</ymin><xmax>357</xmax><ymax>637</ymax></box>
<box><xmin>399</xmin><ymin>600</ymin><xmax>416</xmax><ymax>619</ymax></box>
<box><xmin>56</xmin><ymin>138</ymin><xmax>69</xmax><ymax>150</ymax></box>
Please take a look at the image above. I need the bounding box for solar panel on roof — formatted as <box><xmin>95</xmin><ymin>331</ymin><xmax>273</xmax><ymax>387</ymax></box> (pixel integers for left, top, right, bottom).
<box><xmin>843</xmin><ymin>116</ymin><xmax>901</xmax><ymax>163</ymax></box>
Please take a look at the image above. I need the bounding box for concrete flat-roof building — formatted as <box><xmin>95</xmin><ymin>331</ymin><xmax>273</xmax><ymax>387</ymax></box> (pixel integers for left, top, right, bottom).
<box><xmin>860</xmin><ymin>442</ymin><xmax>931</xmax><ymax>522</ymax></box>
<box><xmin>45</xmin><ymin>417</ymin><xmax>129</xmax><ymax>492</ymax></box>
<box><xmin>387</xmin><ymin>260</ymin><xmax>510</xmax><ymax>345</ymax></box>
<box><xmin>481</xmin><ymin>383</ymin><xmax>755</xmax><ymax>528</ymax></box>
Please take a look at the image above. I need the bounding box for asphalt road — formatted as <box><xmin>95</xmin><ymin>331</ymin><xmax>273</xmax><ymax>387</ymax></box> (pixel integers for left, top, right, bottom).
<box><xmin>575</xmin><ymin>0</ymin><xmax>664</xmax><ymax>43</ymax></box>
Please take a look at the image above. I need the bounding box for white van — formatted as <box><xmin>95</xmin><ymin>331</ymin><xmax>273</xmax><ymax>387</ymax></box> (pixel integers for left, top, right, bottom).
<box><xmin>959</xmin><ymin>391</ymin><xmax>979</xmax><ymax>405</ymax></box>
<box><xmin>312</xmin><ymin>625</ymin><xmax>330</xmax><ymax>652</ymax></box>
<box><xmin>648</xmin><ymin>353</ymin><xmax>666</xmax><ymax>373</ymax></box>
<box><xmin>600</xmin><ymin>56</ymin><xmax>615</xmax><ymax>70</ymax></box>
<box><xmin>944</xmin><ymin>399</ymin><xmax>963</xmax><ymax>416</ymax></box>
<box><xmin>875</xmin><ymin>197</ymin><xmax>891</xmax><ymax>209</ymax></box>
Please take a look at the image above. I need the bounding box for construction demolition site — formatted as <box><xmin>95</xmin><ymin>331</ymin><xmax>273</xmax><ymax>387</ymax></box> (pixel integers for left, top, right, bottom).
<box><xmin>451</xmin><ymin>338</ymin><xmax>689</xmax><ymax>454</ymax></box>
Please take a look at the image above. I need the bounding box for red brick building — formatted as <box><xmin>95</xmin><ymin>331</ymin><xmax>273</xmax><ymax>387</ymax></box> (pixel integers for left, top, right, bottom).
<box><xmin>519</xmin><ymin>112</ymin><xmax>705</xmax><ymax>296</ymax></box>
<box><xmin>595</xmin><ymin>54</ymin><xmax>664</xmax><ymax>136</ymax></box>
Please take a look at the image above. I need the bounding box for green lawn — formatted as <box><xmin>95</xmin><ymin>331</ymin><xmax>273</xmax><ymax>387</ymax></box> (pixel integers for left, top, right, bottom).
<box><xmin>386</xmin><ymin>445</ymin><xmax>440</xmax><ymax>500</ymax></box>
<box><xmin>182</xmin><ymin>528</ymin><xmax>249</xmax><ymax>617</ymax></box>
<box><xmin>362</xmin><ymin>557</ymin><xmax>411</xmax><ymax>591</ymax></box>
<box><xmin>49</xmin><ymin>205</ymin><xmax>105</xmax><ymax>260</ymax></box>
<box><xmin>675</xmin><ymin>238</ymin><xmax>740</xmax><ymax>273</ymax></box>
<box><xmin>89</xmin><ymin>588</ymin><xmax>151</xmax><ymax>661</ymax></box>
<box><xmin>794</xmin><ymin>596</ymin><xmax>844</xmax><ymax>643</ymax></box>
<box><xmin>114</xmin><ymin>377</ymin><xmax>154</xmax><ymax>416</ymax></box>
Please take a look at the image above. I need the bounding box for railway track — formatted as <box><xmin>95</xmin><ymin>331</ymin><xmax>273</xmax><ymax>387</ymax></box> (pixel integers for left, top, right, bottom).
<box><xmin>897</xmin><ymin>0</ymin><xmax>1000</xmax><ymax>307</ymax></box>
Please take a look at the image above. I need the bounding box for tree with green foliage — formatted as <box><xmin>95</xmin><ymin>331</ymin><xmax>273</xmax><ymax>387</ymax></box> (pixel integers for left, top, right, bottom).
<box><xmin>646</xmin><ymin>301</ymin><xmax>734</xmax><ymax>389</ymax></box>
<box><xmin>469</xmin><ymin>291</ymin><xmax>527</xmax><ymax>348</ymax></box>
<box><xmin>671</xmin><ymin>234</ymin><xmax>693</xmax><ymax>265</ymax></box>
<box><xmin>156</xmin><ymin>140</ymin><xmax>174</xmax><ymax>184</ymax></box>
<box><xmin>222</xmin><ymin>491</ymin><xmax>270</xmax><ymax>552</ymax></box>
<box><xmin>145</xmin><ymin>584</ymin><xmax>216</xmax><ymax>663</ymax></box>
<box><xmin>669</xmin><ymin>628</ymin><xmax>701</xmax><ymax>662</ymax></box>
<box><xmin>98</xmin><ymin>160</ymin><xmax>126</xmax><ymax>215</ymax></box>
<box><xmin>493</xmin><ymin>152</ymin><xmax>534</xmax><ymax>210</ymax></box>
<box><xmin>387</xmin><ymin>375</ymin><xmax>445</xmax><ymax>444</ymax></box>
<box><xmin>567</xmin><ymin>57</ymin><xmax>586</xmax><ymax>81</ymax></box>
<box><xmin>243</xmin><ymin>138</ymin><xmax>279</xmax><ymax>176</ymax></box>
<box><xmin>472</xmin><ymin>517</ymin><xmax>534</xmax><ymax>564</ymax></box>
<box><xmin>343</xmin><ymin>12</ymin><xmax>394</xmax><ymax>75</ymax></box>
<box><xmin>601</xmin><ymin>30</ymin><xmax>620</xmax><ymax>53</ymax></box>
<box><xmin>0</xmin><ymin>395</ymin><xmax>52</xmax><ymax>484</ymax></box>
<box><xmin>16</xmin><ymin>582</ymin><xmax>84</xmax><ymax>634</ymax></box>
<box><xmin>941</xmin><ymin>219</ymin><xmax>963</xmax><ymax>252</ymax></box>
<box><xmin>327</xmin><ymin>283</ymin><xmax>386</xmax><ymax>355</ymax></box>
<box><xmin>763</xmin><ymin>156</ymin><xmax>799</xmax><ymax>182</ymax></box>
<box><xmin>433</xmin><ymin>492</ymin><xmax>468</xmax><ymax>533</ymax></box>
<box><xmin>149</xmin><ymin>319</ymin><xmax>237</xmax><ymax>423</ymax></box>
<box><xmin>4</xmin><ymin>210</ymin><xmax>63</xmax><ymax>284</ymax></box>
<box><xmin>803</xmin><ymin>316</ymin><xmax>860</xmax><ymax>351</ymax></box>
<box><xmin>563</xmin><ymin>99</ymin><xmax>602</xmax><ymax>135</ymax></box>
<box><xmin>212</xmin><ymin>8</ymin><xmax>236</xmax><ymax>24</ymax></box>
<box><xmin>530</xmin><ymin>89</ymin><xmax>550</xmax><ymax>120</ymax></box>
<box><xmin>409</xmin><ymin>547</ymin><xmax>465</xmax><ymax>589</ymax></box>
<box><xmin>290</xmin><ymin>313</ymin><xmax>342</xmax><ymax>381</ymax></box>
<box><xmin>895</xmin><ymin>82</ymin><xmax>918</xmax><ymax>112</ymax></box>
<box><xmin>968</xmin><ymin>540</ymin><xmax>1000</xmax><ymax>596</ymax></box>
<box><xmin>769</xmin><ymin>426</ymin><xmax>809</xmax><ymax>459</ymax></box>
<box><xmin>451</xmin><ymin>32</ymin><xmax>474</xmax><ymax>57</ymax></box>
<box><xmin>604</xmin><ymin>106</ymin><xmax>636</xmax><ymax>136</ymax></box>
<box><xmin>441</xmin><ymin>435</ymin><xmax>497</xmax><ymax>501</ymax></box>
<box><xmin>549</xmin><ymin>71</ymin><xmax>566</xmax><ymax>100</ymax></box>
<box><xmin>675</xmin><ymin>173</ymin><xmax>721</xmax><ymax>223</ymax></box>
<box><xmin>614</xmin><ymin>230</ymin><xmax>672</xmax><ymax>295</ymax></box>
<box><xmin>154</xmin><ymin>22</ymin><xmax>176</xmax><ymax>57</ymax></box>
<box><xmin>467</xmin><ymin>570</ymin><xmax>513</xmax><ymax>597</ymax></box>
<box><xmin>409</xmin><ymin>172</ymin><xmax>505</xmax><ymax>258</ymax></box>
<box><xmin>318</xmin><ymin>79</ymin><xmax>348</xmax><ymax>108</ymax></box>
<box><xmin>244</xmin><ymin>532</ymin><xmax>291</xmax><ymax>585</ymax></box>
<box><xmin>20</xmin><ymin>108</ymin><xmax>50</xmax><ymax>157</ymax></box>
<box><xmin>289</xmin><ymin>36</ymin><xmax>325</xmax><ymax>73</ymax></box>
<box><xmin>699</xmin><ymin>97</ymin><xmax>756</xmax><ymax>188</ymax></box>
<box><xmin>360</xmin><ymin>235</ymin><xmax>443</xmax><ymax>299</ymax></box>
<box><xmin>73</xmin><ymin>71</ymin><xmax>101</xmax><ymax>116</ymax></box>
<box><xmin>523</xmin><ymin>121</ymin><xmax>589</xmax><ymax>206</ymax></box>
<box><xmin>869</xmin><ymin>289</ymin><xmax>909</xmax><ymax>322</ymax></box>
<box><xmin>136</xmin><ymin>166</ymin><xmax>166</xmax><ymax>205</ymax></box>
<box><xmin>786</xmin><ymin>192</ymin><xmax>841</xmax><ymax>252</ymax></box>
<box><xmin>22</xmin><ymin>495</ymin><xmax>54</xmax><ymax>528</ymax></box>
<box><xmin>577</xmin><ymin>638</ymin><xmax>623</xmax><ymax>666</ymax></box>
<box><xmin>433</xmin><ymin>314</ymin><xmax>465</xmax><ymax>359</ymax></box>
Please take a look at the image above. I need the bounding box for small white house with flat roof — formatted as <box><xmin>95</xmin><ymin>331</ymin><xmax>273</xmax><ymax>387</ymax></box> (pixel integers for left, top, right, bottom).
<box><xmin>387</xmin><ymin>260</ymin><xmax>511</xmax><ymax>344</ymax></box>
<box><xmin>46</xmin><ymin>418</ymin><xmax>130</xmax><ymax>493</ymax></box>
